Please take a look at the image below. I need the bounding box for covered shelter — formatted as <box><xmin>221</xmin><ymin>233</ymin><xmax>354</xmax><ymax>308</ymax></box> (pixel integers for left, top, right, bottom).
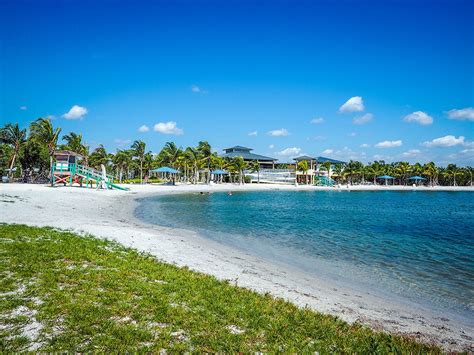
<box><xmin>151</xmin><ymin>167</ymin><xmax>179</xmax><ymax>184</ymax></box>
<box><xmin>293</xmin><ymin>155</ymin><xmax>317</xmax><ymax>184</ymax></box>
<box><xmin>377</xmin><ymin>175</ymin><xmax>395</xmax><ymax>186</ymax></box>
<box><xmin>408</xmin><ymin>176</ymin><xmax>426</xmax><ymax>185</ymax></box>
<box><xmin>221</xmin><ymin>146</ymin><xmax>276</xmax><ymax>168</ymax></box>
<box><xmin>210</xmin><ymin>169</ymin><xmax>228</xmax><ymax>183</ymax></box>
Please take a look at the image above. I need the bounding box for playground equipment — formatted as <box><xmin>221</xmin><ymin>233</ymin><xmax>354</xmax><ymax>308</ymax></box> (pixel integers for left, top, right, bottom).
<box><xmin>314</xmin><ymin>175</ymin><xmax>335</xmax><ymax>186</ymax></box>
<box><xmin>51</xmin><ymin>150</ymin><xmax>128</xmax><ymax>190</ymax></box>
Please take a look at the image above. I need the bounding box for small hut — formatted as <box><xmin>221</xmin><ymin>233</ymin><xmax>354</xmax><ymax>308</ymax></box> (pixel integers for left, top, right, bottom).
<box><xmin>52</xmin><ymin>150</ymin><xmax>83</xmax><ymax>186</ymax></box>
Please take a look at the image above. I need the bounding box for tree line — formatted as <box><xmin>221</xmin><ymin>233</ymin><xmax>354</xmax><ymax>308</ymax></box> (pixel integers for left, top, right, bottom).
<box><xmin>1</xmin><ymin>118</ymin><xmax>472</xmax><ymax>186</ymax></box>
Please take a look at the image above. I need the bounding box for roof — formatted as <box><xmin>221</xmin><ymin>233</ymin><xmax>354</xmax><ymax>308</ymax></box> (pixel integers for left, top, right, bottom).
<box><xmin>293</xmin><ymin>155</ymin><xmax>316</xmax><ymax>161</ymax></box>
<box><xmin>221</xmin><ymin>151</ymin><xmax>276</xmax><ymax>162</ymax></box>
<box><xmin>211</xmin><ymin>169</ymin><xmax>228</xmax><ymax>175</ymax></box>
<box><xmin>316</xmin><ymin>156</ymin><xmax>346</xmax><ymax>164</ymax></box>
<box><xmin>53</xmin><ymin>150</ymin><xmax>83</xmax><ymax>158</ymax></box>
<box><xmin>151</xmin><ymin>167</ymin><xmax>179</xmax><ymax>173</ymax></box>
<box><xmin>223</xmin><ymin>145</ymin><xmax>253</xmax><ymax>152</ymax></box>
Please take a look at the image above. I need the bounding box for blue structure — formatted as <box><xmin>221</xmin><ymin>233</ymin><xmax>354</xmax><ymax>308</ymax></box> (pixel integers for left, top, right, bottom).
<box><xmin>377</xmin><ymin>175</ymin><xmax>395</xmax><ymax>185</ymax></box>
<box><xmin>151</xmin><ymin>167</ymin><xmax>179</xmax><ymax>174</ymax></box>
<box><xmin>221</xmin><ymin>146</ymin><xmax>276</xmax><ymax>167</ymax></box>
<box><xmin>211</xmin><ymin>169</ymin><xmax>228</xmax><ymax>175</ymax></box>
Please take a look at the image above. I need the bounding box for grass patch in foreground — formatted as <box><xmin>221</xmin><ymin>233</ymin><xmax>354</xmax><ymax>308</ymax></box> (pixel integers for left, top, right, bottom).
<box><xmin>0</xmin><ymin>224</ymin><xmax>439</xmax><ymax>352</ymax></box>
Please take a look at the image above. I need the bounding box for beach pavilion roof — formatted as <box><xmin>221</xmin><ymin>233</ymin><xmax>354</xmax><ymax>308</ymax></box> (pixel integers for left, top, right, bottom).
<box><xmin>151</xmin><ymin>167</ymin><xmax>179</xmax><ymax>174</ymax></box>
<box><xmin>316</xmin><ymin>156</ymin><xmax>346</xmax><ymax>165</ymax></box>
<box><xmin>221</xmin><ymin>146</ymin><xmax>276</xmax><ymax>162</ymax></box>
<box><xmin>293</xmin><ymin>155</ymin><xmax>317</xmax><ymax>162</ymax></box>
<box><xmin>53</xmin><ymin>150</ymin><xmax>84</xmax><ymax>158</ymax></box>
<box><xmin>408</xmin><ymin>176</ymin><xmax>426</xmax><ymax>180</ymax></box>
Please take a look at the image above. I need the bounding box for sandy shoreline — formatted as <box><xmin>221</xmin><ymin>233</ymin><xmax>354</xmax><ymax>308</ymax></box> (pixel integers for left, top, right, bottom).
<box><xmin>1</xmin><ymin>183</ymin><xmax>473</xmax><ymax>351</ymax></box>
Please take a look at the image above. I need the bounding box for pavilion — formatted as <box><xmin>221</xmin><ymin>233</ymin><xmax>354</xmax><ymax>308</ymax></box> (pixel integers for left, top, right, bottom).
<box><xmin>293</xmin><ymin>155</ymin><xmax>346</xmax><ymax>184</ymax></box>
<box><xmin>221</xmin><ymin>146</ymin><xmax>277</xmax><ymax>168</ymax></box>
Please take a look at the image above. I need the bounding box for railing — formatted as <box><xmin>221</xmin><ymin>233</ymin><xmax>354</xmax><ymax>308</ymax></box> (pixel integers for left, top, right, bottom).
<box><xmin>246</xmin><ymin>169</ymin><xmax>296</xmax><ymax>184</ymax></box>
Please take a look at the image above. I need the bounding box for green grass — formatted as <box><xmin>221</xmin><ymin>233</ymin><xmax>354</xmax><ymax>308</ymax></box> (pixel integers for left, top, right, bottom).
<box><xmin>0</xmin><ymin>224</ymin><xmax>439</xmax><ymax>352</ymax></box>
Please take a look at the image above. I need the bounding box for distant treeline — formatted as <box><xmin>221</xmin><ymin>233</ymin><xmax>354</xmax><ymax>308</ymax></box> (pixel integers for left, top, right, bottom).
<box><xmin>1</xmin><ymin>118</ymin><xmax>472</xmax><ymax>186</ymax></box>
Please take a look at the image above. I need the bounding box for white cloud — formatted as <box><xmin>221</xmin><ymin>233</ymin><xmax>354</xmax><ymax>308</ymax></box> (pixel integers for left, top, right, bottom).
<box><xmin>138</xmin><ymin>125</ymin><xmax>150</xmax><ymax>133</ymax></box>
<box><xmin>153</xmin><ymin>121</ymin><xmax>183</xmax><ymax>135</ymax></box>
<box><xmin>375</xmin><ymin>140</ymin><xmax>403</xmax><ymax>148</ymax></box>
<box><xmin>62</xmin><ymin>105</ymin><xmax>88</xmax><ymax>120</ymax></box>
<box><xmin>446</xmin><ymin>107</ymin><xmax>474</xmax><ymax>121</ymax></box>
<box><xmin>191</xmin><ymin>85</ymin><xmax>207</xmax><ymax>94</ymax></box>
<box><xmin>248</xmin><ymin>130</ymin><xmax>258</xmax><ymax>136</ymax></box>
<box><xmin>347</xmin><ymin>132</ymin><xmax>357</xmax><ymax>137</ymax></box>
<box><xmin>269</xmin><ymin>144</ymin><xmax>274</xmax><ymax>149</ymax></box>
<box><xmin>403</xmin><ymin>111</ymin><xmax>433</xmax><ymax>125</ymax></box>
<box><xmin>310</xmin><ymin>117</ymin><xmax>324</xmax><ymax>124</ymax></box>
<box><xmin>114</xmin><ymin>138</ymin><xmax>132</xmax><ymax>147</ymax></box>
<box><xmin>20</xmin><ymin>106</ymin><xmax>27</xmax><ymax>111</ymax></box>
<box><xmin>422</xmin><ymin>135</ymin><xmax>464</xmax><ymax>148</ymax></box>
<box><xmin>402</xmin><ymin>149</ymin><xmax>421</xmax><ymax>157</ymax></box>
<box><xmin>360</xmin><ymin>143</ymin><xmax>370</xmax><ymax>148</ymax></box>
<box><xmin>276</xmin><ymin>147</ymin><xmax>301</xmax><ymax>158</ymax></box>
<box><xmin>332</xmin><ymin>146</ymin><xmax>367</xmax><ymax>161</ymax></box>
<box><xmin>321</xmin><ymin>149</ymin><xmax>333</xmax><ymax>155</ymax></box>
<box><xmin>339</xmin><ymin>96</ymin><xmax>364</xmax><ymax>113</ymax></box>
<box><xmin>268</xmin><ymin>128</ymin><xmax>289</xmax><ymax>137</ymax></box>
<box><xmin>353</xmin><ymin>113</ymin><xmax>373</xmax><ymax>125</ymax></box>
<box><xmin>308</xmin><ymin>135</ymin><xmax>326</xmax><ymax>141</ymax></box>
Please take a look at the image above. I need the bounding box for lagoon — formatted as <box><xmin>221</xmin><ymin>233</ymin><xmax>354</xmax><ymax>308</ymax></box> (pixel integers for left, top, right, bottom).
<box><xmin>137</xmin><ymin>190</ymin><xmax>474</xmax><ymax>324</ymax></box>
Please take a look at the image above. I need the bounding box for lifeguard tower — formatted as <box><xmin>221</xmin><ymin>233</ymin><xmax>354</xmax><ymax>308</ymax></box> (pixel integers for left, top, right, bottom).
<box><xmin>52</xmin><ymin>150</ymin><xmax>83</xmax><ymax>186</ymax></box>
<box><xmin>51</xmin><ymin>150</ymin><xmax>127</xmax><ymax>190</ymax></box>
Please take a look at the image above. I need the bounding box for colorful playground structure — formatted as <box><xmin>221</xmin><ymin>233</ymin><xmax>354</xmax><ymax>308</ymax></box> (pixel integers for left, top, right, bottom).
<box><xmin>314</xmin><ymin>176</ymin><xmax>336</xmax><ymax>186</ymax></box>
<box><xmin>52</xmin><ymin>151</ymin><xmax>128</xmax><ymax>190</ymax></box>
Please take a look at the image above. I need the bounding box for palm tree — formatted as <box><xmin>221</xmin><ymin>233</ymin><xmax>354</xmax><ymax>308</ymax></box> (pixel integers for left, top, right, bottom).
<box><xmin>297</xmin><ymin>160</ymin><xmax>309</xmax><ymax>184</ymax></box>
<box><xmin>185</xmin><ymin>147</ymin><xmax>200</xmax><ymax>184</ymax></box>
<box><xmin>395</xmin><ymin>161</ymin><xmax>411</xmax><ymax>185</ymax></box>
<box><xmin>423</xmin><ymin>162</ymin><xmax>437</xmax><ymax>186</ymax></box>
<box><xmin>89</xmin><ymin>145</ymin><xmax>109</xmax><ymax>169</ymax></box>
<box><xmin>0</xmin><ymin>123</ymin><xmax>27</xmax><ymax>179</ymax></box>
<box><xmin>29</xmin><ymin>118</ymin><xmax>61</xmax><ymax>186</ymax></box>
<box><xmin>61</xmin><ymin>132</ymin><xmax>89</xmax><ymax>164</ymax></box>
<box><xmin>197</xmin><ymin>141</ymin><xmax>212</xmax><ymax>184</ymax></box>
<box><xmin>112</xmin><ymin>150</ymin><xmax>131</xmax><ymax>183</ymax></box>
<box><xmin>232</xmin><ymin>156</ymin><xmax>248</xmax><ymax>185</ymax></box>
<box><xmin>464</xmin><ymin>166</ymin><xmax>473</xmax><ymax>186</ymax></box>
<box><xmin>161</xmin><ymin>142</ymin><xmax>181</xmax><ymax>167</ymax></box>
<box><xmin>344</xmin><ymin>160</ymin><xmax>360</xmax><ymax>185</ymax></box>
<box><xmin>248</xmin><ymin>160</ymin><xmax>261</xmax><ymax>183</ymax></box>
<box><xmin>444</xmin><ymin>164</ymin><xmax>462</xmax><ymax>186</ymax></box>
<box><xmin>210</xmin><ymin>154</ymin><xmax>226</xmax><ymax>183</ymax></box>
<box><xmin>131</xmin><ymin>140</ymin><xmax>146</xmax><ymax>183</ymax></box>
<box><xmin>332</xmin><ymin>163</ymin><xmax>345</xmax><ymax>183</ymax></box>
<box><xmin>320</xmin><ymin>161</ymin><xmax>332</xmax><ymax>182</ymax></box>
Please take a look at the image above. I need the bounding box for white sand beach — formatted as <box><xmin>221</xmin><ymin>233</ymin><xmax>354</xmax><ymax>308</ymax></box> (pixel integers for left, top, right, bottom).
<box><xmin>1</xmin><ymin>183</ymin><xmax>473</xmax><ymax>351</ymax></box>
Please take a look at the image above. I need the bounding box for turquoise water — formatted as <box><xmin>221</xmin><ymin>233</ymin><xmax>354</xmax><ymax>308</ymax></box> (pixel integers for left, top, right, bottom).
<box><xmin>136</xmin><ymin>191</ymin><xmax>474</xmax><ymax>322</ymax></box>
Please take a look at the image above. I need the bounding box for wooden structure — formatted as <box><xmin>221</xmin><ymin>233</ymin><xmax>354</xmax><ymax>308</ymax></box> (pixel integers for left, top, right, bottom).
<box><xmin>52</xmin><ymin>150</ymin><xmax>83</xmax><ymax>186</ymax></box>
<box><xmin>51</xmin><ymin>150</ymin><xmax>128</xmax><ymax>190</ymax></box>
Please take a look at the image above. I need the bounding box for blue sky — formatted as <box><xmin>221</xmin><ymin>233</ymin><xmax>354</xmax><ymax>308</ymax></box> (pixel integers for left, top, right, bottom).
<box><xmin>1</xmin><ymin>0</ymin><xmax>473</xmax><ymax>165</ymax></box>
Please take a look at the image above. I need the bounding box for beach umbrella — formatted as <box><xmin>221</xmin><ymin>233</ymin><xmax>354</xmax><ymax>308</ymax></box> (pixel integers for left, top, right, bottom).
<box><xmin>150</xmin><ymin>167</ymin><xmax>179</xmax><ymax>183</ymax></box>
<box><xmin>210</xmin><ymin>169</ymin><xmax>228</xmax><ymax>175</ymax></box>
<box><xmin>377</xmin><ymin>175</ymin><xmax>395</xmax><ymax>186</ymax></box>
<box><xmin>151</xmin><ymin>167</ymin><xmax>179</xmax><ymax>174</ymax></box>
<box><xmin>408</xmin><ymin>175</ymin><xmax>426</xmax><ymax>186</ymax></box>
<box><xmin>408</xmin><ymin>176</ymin><xmax>426</xmax><ymax>180</ymax></box>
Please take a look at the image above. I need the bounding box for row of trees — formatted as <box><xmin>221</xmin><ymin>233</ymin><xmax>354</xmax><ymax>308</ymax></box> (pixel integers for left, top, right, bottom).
<box><xmin>299</xmin><ymin>160</ymin><xmax>473</xmax><ymax>187</ymax></box>
<box><xmin>0</xmin><ymin>119</ymin><xmax>257</xmax><ymax>185</ymax></box>
<box><xmin>1</xmin><ymin>119</ymin><xmax>472</xmax><ymax>186</ymax></box>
